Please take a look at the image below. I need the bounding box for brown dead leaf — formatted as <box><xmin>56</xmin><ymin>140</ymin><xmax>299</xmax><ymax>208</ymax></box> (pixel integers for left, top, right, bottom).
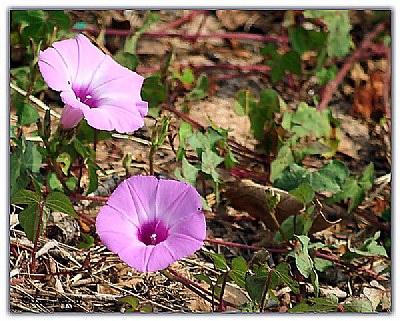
<box><xmin>224</xmin><ymin>179</ymin><xmax>346</xmax><ymax>233</ymax></box>
<box><xmin>216</xmin><ymin>10</ymin><xmax>254</xmax><ymax>31</ymax></box>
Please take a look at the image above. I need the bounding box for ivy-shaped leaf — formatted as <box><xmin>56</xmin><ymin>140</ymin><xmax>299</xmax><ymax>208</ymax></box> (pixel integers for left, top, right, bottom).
<box><xmin>45</xmin><ymin>191</ymin><xmax>78</xmax><ymax>218</ymax></box>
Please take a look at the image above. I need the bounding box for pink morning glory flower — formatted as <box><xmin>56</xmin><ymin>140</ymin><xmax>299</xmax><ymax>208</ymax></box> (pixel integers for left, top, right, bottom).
<box><xmin>38</xmin><ymin>34</ymin><xmax>148</xmax><ymax>133</ymax></box>
<box><xmin>95</xmin><ymin>176</ymin><xmax>206</xmax><ymax>272</ymax></box>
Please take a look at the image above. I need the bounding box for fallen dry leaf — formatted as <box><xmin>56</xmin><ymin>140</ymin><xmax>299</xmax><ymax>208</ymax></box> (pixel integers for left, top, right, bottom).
<box><xmin>224</xmin><ymin>179</ymin><xmax>346</xmax><ymax>233</ymax></box>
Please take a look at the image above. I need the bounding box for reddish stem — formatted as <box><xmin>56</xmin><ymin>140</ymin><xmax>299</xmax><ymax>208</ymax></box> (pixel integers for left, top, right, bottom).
<box><xmin>75</xmin><ymin>210</ymin><xmax>96</xmax><ymax>225</ymax></box>
<box><xmin>260</xmin><ymin>268</ymin><xmax>273</xmax><ymax>312</ymax></box>
<box><xmin>72</xmin><ymin>27</ymin><xmax>289</xmax><ymax>44</ymax></box>
<box><xmin>69</xmin><ymin>193</ymin><xmax>109</xmax><ymax>203</ymax></box>
<box><xmin>314</xmin><ymin>250</ymin><xmax>387</xmax><ymax>281</ymax></box>
<box><xmin>205</xmin><ymin>238</ymin><xmax>288</xmax><ymax>253</ymax></box>
<box><xmin>318</xmin><ymin>22</ymin><xmax>386</xmax><ymax>110</ymax></box>
<box><xmin>160</xmin><ymin>10</ymin><xmax>208</xmax><ymax>31</ymax></box>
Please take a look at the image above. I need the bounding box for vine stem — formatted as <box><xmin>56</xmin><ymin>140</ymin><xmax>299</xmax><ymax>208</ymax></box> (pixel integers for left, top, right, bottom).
<box><xmin>72</xmin><ymin>27</ymin><xmax>289</xmax><ymax>44</ymax></box>
<box><xmin>318</xmin><ymin>22</ymin><xmax>386</xmax><ymax>110</ymax></box>
<box><xmin>205</xmin><ymin>238</ymin><xmax>388</xmax><ymax>281</ymax></box>
<box><xmin>205</xmin><ymin>238</ymin><xmax>288</xmax><ymax>253</ymax></box>
<box><xmin>313</xmin><ymin>250</ymin><xmax>387</xmax><ymax>281</ymax></box>
<box><xmin>69</xmin><ymin>193</ymin><xmax>109</xmax><ymax>203</ymax></box>
<box><xmin>75</xmin><ymin>210</ymin><xmax>96</xmax><ymax>225</ymax></box>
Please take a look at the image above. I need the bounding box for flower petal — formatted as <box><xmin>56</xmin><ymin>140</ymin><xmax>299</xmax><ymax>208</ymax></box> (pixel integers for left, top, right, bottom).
<box><xmin>88</xmin><ymin>55</ymin><xmax>145</xmax><ymax>104</ymax></box>
<box><xmin>96</xmin><ymin>205</ymin><xmax>141</xmax><ymax>253</ymax></box>
<box><xmin>118</xmin><ymin>244</ymin><xmax>154</xmax><ymax>272</ymax></box>
<box><xmin>60</xmin><ymin>104</ymin><xmax>84</xmax><ymax>129</ymax></box>
<box><xmin>83</xmin><ymin>104</ymin><xmax>145</xmax><ymax>133</ymax></box>
<box><xmin>105</xmin><ymin>176</ymin><xmax>158</xmax><ymax>227</ymax></box>
<box><xmin>155</xmin><ymin>179</ymin><xmax>203</xmax><ymax>225</ymax></box>
<box><xmin>38</xmin><ymin>47</ymin><xmax>72</xmax><ymax>91</ymax></box>
<box><xmin>162</xmin><ymin>233</ymin><xmax>204</xmax><ymax>264</ymax></box>
<box><xmin>168</xmin><ymin>210</ymin><xmax>206</xmax><ymax>242</ymax></box>
<box><xmin>52</xmin><ymin>34</ymin><xmax>105</xmax><ymax>95</ymax></box>
<box><xmin>136</xmin><ymin>101</ymin><xmax>148</xmax><ymax>118</ymax></box>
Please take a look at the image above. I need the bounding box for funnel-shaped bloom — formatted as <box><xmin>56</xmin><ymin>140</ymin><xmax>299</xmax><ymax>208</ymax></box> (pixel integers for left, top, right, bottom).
<box><xmin>38</xmin><ymin>34</ymin><xmax>148</xmax><ymax>133</ymax></box>
<box><xmin>96</xmin><ymin>176</ymin><xmax>206</xmax><ymax>272</ymax></box>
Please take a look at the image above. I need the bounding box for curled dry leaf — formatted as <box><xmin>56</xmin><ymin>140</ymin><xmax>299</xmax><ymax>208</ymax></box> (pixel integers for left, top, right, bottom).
<box><xmin>351</xmin><ymin>69</ymin><xmax>385</xmax><ymax>120</ymax></box>
<box><xmin>224</xmin><ymin>179</ymin><xmax>346</xmax><ymax>233</ymax></box>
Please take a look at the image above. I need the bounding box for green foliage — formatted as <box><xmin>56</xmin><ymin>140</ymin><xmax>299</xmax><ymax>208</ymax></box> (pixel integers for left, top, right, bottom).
<box><xmin>45</xmin><ymin>191</ymin><xmax>78</xmax><ymax>219</ymax></box>
<box><xmin>343</xmin><ymin>299</ymin><xmax>373</xmax><ymax>313</ymax></box>
<box><xmin>289</xmin><ymin>183</ymin><xmax>315</xmax><ymax>205</ymax></box>
<box><xmin>234</xmin><ymin>88</ymin><xmax>280</xmax><ymax>144</ymax></box>
<box><xmin>175</xmin><ymin>121</ymin><xmax>236</xmax><ymax>208</ymax></box>
<box><xmin>270</xmin><ymin>103</ymin><xmax>340</xmax><ymax>182</ymax></box>
<box><xmin>119</xmin><ymin>296</ymin><xmax>140</xmax><ymax>312</ymax></box>
<box><xmin>273</xmin><ymin>215</ymin><xmax>304</xmax><ymax>243</ymax></box>
<box><xmin>304</xmin><ymin>10</ymin><xmax>353</xmax><ymax>59</ymax></box>
<box><xmin>19</xmin><ymin>203</ymin><xmax>50</xmax><ymax>242</ymax></box>
<box><xmin>73</xmin><ymin>138</ymin><xmax>103</xmax><ymax>194</ymax></box>
<box><xmin>11</xmin><ymin>10</ymin><xmax>72</xmax><ymax>46</ymax></box>
<box><xmin>187</xmin><ymin>74</ymin><xmax>209</xmax><ymax>101</ymax></box>
<box><xmin>12</xmin><ymin>188</ymin><xmax>78</xmax><ymax>242</ymax></box>
<box><xmin>289</xmin><ymin>235</ymin><xmax>319</xmax><ymax>297</ymax></box>
<box><xmin>316</xmin><ymin>65</ymin><xmax>338</xmax><ymax>85</ymax></box>
<box><xmin>289</xmin><ymin>295</ymin><xmax>339</xmax><ymax>312</ymax></box>
<box><xmin>245</xmin><ymin>262</ymin><xmax>299</xmax><ymax>305</ymax></box>
<box><xmin>123</xmin><ymin>11</ymin><xmax>160</xmax><ymax>54</ymax></box>
<box><xmin>324</xmin><ymin>163</ymin><xmax>375</xmax><ymax>213</ymax></box>
<box><xmin>342</xmin><ymin>231</ymin><xmax>388</xmax><ymax>261</ymax></box>
<box><xmin>288</xmin><ymin>26</ymin><xmax>327</xmax><ymax>57</ymax></box>
<box><xmin>113</xmin><ymin>11</ymin><xmax>160</xmax><ymax>71</ymax></box>
<box><xmin>229</xmin><ymin>256</ymin><xmax>248</xmax><ymax>288</ymax></box>
<box><xmin>10</xmin><ymin>136</ymin><xmax>43</xmax><ymax>196</ymax></box>
<box><xmin>77</xmin><ymin>233</ymin><xmax>95</xmax><ymax>249</ymax></box>
<box><xmin>204</xmin><ymin>250</ymin><xmax>228</xmax><ymax>270</ymax></box>
<box><xmin>173</xmin><ymin>67</ymin><xmax>195</xmax><ymax>86</ymax></box>
<box><xmin>113</xmin><ymin>52</ymin><xmax>139</xmax><ymax>71</ymax></box>
<box><xmin>16</xmin><ymin>101</ymin><xmax>40</xmax><ymax>126</ymax></box>
<box><xmin>261</xmin><ymin>44</ymin><xmax>302</xmax><ymax>83</ymax></box>
<box><xmin>141</xmin><ymin>73</ymin><xmax>168</xmax><ymax>117</ymax></box>
<box><xmin>11</xmin><ymin>189</ymin><xmax>41</xmax><ymax>205</ymax></box>
<box><xmin>273</xmin><ymin>160</ymin><xmax>373</xmax><ymax>214</ymax></box>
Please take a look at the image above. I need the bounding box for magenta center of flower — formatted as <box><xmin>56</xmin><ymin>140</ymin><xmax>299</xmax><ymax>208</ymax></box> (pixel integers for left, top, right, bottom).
<box><xmin>137</xmin><ymin>220</ymin><xmax>169</xmax><ymax>246</ymax></box>
<box><xmin>73</xmin><ymin>86</ymin><xmax>98</xmax><ymax>108</ymax></box>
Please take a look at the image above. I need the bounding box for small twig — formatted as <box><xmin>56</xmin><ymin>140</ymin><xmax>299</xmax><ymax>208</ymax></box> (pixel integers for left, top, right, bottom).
<box><xmin>29</xmin><ymin>202</ymin><xmax>44</xmax><ymax>274</ymax></box>
<box><xmin>318</xmin><ymin>22</ymin><xmax>385</xmax><ymax>110</ymax></box>
<box><xmin>10</xmin><ymin>82</ymin><xmax>61</xmax><ymax>118</ymax></box>
<box><xmin>194</xmin><ymin>11</ymin><xmax>209</xmax><ymax>38</ymax></box>
<box><xmin>93</xmin><ymin>129</ymin><xmax>98</xmax><ymax>152</ymax></box>
<box><xmin>82</xmin><ymin>31</ymin><xmax>112</xmax><ymax>56</ymax></box>
<box><xmin>165</xmin><ymin>267</ymin><xmax>236</xmax><ymax>309</ymax></box>
<box><xmin>218</xmin><ymin>271</ymin><xmax>230</xmax><ymax>312</ymax></box>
